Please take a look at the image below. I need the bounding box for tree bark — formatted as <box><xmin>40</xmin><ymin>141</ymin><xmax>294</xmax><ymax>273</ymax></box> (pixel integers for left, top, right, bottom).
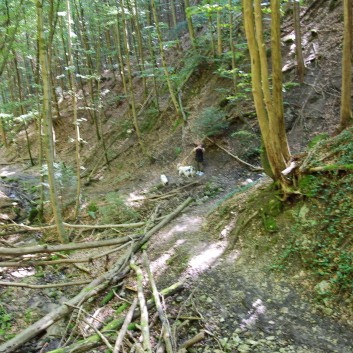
<box><xmin>293</xmin><ymin>0</ymin><xmax>305</xmax><ymax>82</ymax></box>
<box><xmin>339</xmin><ymin>0</ymin><xmax>353</xmax><ymax>130</ymax></box>
<box><xmin>37</xmin><ymin>0</ymin><xmax>68</xmax><ymax>243</ymax></box>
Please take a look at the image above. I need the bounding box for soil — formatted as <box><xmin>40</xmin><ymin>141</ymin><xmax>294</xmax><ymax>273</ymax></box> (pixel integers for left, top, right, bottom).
<box><xmin>1</xmin><ymin>155</ymin><xmax>353</xmax><ymax>353</ymax></box>
<box><xmin>0</xmin><ymin>2</ymin><xmax>353</xmax><ymax>352</ymax></box>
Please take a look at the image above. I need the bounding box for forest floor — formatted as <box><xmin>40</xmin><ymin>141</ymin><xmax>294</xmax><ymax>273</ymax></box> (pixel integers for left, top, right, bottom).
<box><xmin>1</xmin><ymin>3</ymin><xmax>353</xmax><ymax>351</ymax></box>
<box><xmin>1</xmin><ymin>148</ymin><xmax>353</xmax><ymax>353</ymax></box>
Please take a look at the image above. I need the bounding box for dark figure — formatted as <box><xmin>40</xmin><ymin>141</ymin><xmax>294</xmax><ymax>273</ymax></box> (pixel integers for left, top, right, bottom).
<box><xmin>194</xmin><ymin>143</ymin><xmax>205</xmax><ymax>172</ymax></box>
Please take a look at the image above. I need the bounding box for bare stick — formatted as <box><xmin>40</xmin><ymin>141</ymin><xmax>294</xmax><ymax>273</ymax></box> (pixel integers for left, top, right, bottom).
<box><xmin>130</xmin><ymin>261</ymin><xmax>152</xmax><ymax>353</ymax></box>
<box><xmin>206</xmin><ymin>137</ymin><xmax>263</xmax><ymax>171</ymax></box>
<box><xmin>113</xmin><ymin>297</ymin><xmax>138</xmax><ymax>353</ymax></box>
<box><xmin>64</xmin><ymin>303</ymin><xmax>112</xmax><ymax>349</ymax></box>
<box><xmin>0</xmin><ymin>280</ymin><xmax>91</xmax><ymax>289</ymax></box>
<box><xmin>143</xmin><ymin>252</ymin><xmax>175</xmax><ymax>353</ymax></box>
<box><xmin>178</xmin><ymin>331</ymin><xmax>205</xmax><ymax>351</ymax></box>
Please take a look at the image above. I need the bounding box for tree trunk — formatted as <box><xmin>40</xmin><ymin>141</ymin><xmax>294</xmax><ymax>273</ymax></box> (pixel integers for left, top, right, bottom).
<box><xmin>228</xmin><ymin>0</ymin><xmax>237</xmax><ymax>92</ymax></box>
<box><xmin>184</xmin><ymin>0</ymin><xmax>196</xmax><ymax>49</ymax></box>
<box><xmin>36</xmin><ymin>0</ymin><xmax>68</xmax><ymax>243</ymax></box>
<box><xmin>243</xmin><ymin>0</ymin><xmax>291</xmax><ymax>187</ymax></box>
<box><xmin>293</xmin><ymin>0</ymin><xmax>305</xmax><ymax>82</ymax></box>
<box><xmin>339</xmin><ymin>0</ymin><xmax>353</xmax><ymax>130</ymax></box>
<box><xmin>65</xmin><ymin>0</ymin><xmax>82</xmax><ymax>219</ymax></box>
<box><xmin>151</xmin><ymin>0</ymin><xmax>182</xmax><ymax>118</ymax></box>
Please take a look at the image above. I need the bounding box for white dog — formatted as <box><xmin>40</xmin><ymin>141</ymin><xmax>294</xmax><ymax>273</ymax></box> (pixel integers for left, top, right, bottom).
<box><xmin>177</xmin><ymin>164</ymin><xmax>196</xmax><ymax>177</ymax></box>
<box><xmin>160</xmin><ymin>174</ymin><xmax>169</xmax><ymax>185</ymax></box>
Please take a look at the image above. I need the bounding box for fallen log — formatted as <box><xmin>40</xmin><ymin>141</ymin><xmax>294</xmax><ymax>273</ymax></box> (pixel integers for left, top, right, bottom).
<box><xmin>0</xmin><ymin>197</ymin><xmax>192</xmax><ymax>353</ymax></box>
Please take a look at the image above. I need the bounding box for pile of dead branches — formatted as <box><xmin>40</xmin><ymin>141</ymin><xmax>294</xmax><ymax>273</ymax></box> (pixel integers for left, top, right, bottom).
<box><xmin>0</xmin><ymin>198</ymin><xmax>200</xmax><ymax>353</ymax></box>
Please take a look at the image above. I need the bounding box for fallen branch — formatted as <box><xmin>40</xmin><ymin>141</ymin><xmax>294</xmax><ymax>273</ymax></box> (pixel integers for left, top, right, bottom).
<box><xmin>143</xmin><ymin>252</ymin><xmax>175</xmax><ymax>353</ymax></box>
<box><xmin>0</xmin><ymin>198</ymin><xmax>192</xmax><ymax>353</ymax></box>
<box><xmin>308</xmin><ymin>164</ymin><xmax>353</xmax><ymax>172</ymax></box>
<box><xmin>0</xmin><ymin>234</ymin><xmax>140</xmax><ymax>256</ymax></box>
<box><xmin>45</xmin><ymin>282</ymin><xmax>184</xmax><ymax>353</ymax></box>
<box><xmin>0</xmin><ymin>221</ymin><xmax>145</xmax><ymax>231</ymax></box>
<box><xmin>131</xmin><ymin>261</ymin><xmax>153</xmax><ymax>353</ymax></box>
<box><xmin>281</xmin><ymin>161</ymin><xmax>297</xmax><ymax>176</ymax></box>
<box><xmin>178</xmin><ymin>331</ymin><xmax>205</xmax><ymax>352</ymax></box>
<box><xmin>113</xmin><ymin>297</ymin><xmax>138</xmax><ymax>353</ymax></box>
<box><xmin>0</xmin><ymin>243</ymin><xmax>130</xmax><ymax>267</ymax></box>
<box><xmin>0</xmin><ymin>280</ymin><xmax>91</xmax><ymax>289</ymax></box>
<box><xmin>206</xmin><ymin>137</ymin><xmax>263</xmax><ymax>171</ymax></box>
<box><xmin>0</xmin><ymin>264</ymin><xmax>130</xmax><ymax>353</ymax></box>
<box><xmin>65</xmin><ymin>303</ymin><xmax>114</xmax><ymax>351</ymax></box>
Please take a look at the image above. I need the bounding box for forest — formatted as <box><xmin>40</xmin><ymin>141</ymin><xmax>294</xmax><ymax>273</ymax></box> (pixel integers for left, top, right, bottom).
<box><xmin>0</xmin><ymin>0</ymin><xmax>353</xmax><ymax>352</ymax></box>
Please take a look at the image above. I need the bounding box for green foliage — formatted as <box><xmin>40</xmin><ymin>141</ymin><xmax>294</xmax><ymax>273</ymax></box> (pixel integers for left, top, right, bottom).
<box><xmin>261</xmin><ymin>213</ymin><xmax>278</xmax><ymax>232</ymax></box>
<box><xmin>0</xmin><ymin>305</ymin><xmax>12</xmax><ymax>340</ymax></box>
<box><xmin>98</xmin><ymin>192</ymin><xmax>140</xmax><ymax>224</ymax></box>
<box><xmin>308</xmin><ymin>133</ymin><xmax>329</xmax><ymax>149</ymax></box>
<box><xmin>261</xmin><ymin>198</ymin><xmax>282</xmax><ymax>232</ymax></box>
<box><xmin>140</xmin><ymin>106</ymin><xmax>159</xmax><ymax>133</ymax></box>
<box><xmin>231</xmin><ymin>130</ymin><xmax>261</xmax><ymax>159</ymax></box>
<box><xmin>298</xmin><ymin>175</ymin><xmax>323</xmax><ymax>197</ymax></box>
<box><xmin>282</xmin><ymin>81</ymin><xmax>300</xmax><ymax>92</ymax></box>
<box><xmin>175</xmin><ymin>146</ymin><xmax>182</xmax><ymax>156</ymax></box>
<box><xmin>87</xmin><ymin>202</ymin><xmax>98</xmax><ymax>219</ymax></box>
<box><xmin>190</xmin><ymin>107</ymin><xmax>229</xmax><ymax>138</ymax></box>
<box><xmin>273</xmin><ymin>171</ymin><xmax>353</xmax><ymax>299</ymax></box>
<box><xmin>226</xmin><ymin>71</ymin><xmax>252</xmax><ymax>103</ymax></box>
<box><xmin>28</xmin><ymin>207</ymin><xmax>39</xmax><ymax>223</ymax></box>
<box><xmin>113</xmin><ymin>118</ymin><xmax>134</xmax><ymax>139</ymax></box>
<box><xmin>204</xmin><ymin>180</ymin><xmax>224</xmax><ymax>197</ymax></box>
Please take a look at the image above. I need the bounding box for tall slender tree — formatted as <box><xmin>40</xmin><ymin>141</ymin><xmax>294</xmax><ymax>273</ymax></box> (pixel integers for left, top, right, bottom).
<box><xmin>66</xmin><ymin>0</ymin><xmax>82</xmax><ymax>218</ymax></box>
<box><xmin>36</xmin><ymin>0</ymin><xmax>68</xmax><ymax>243</ymax></box>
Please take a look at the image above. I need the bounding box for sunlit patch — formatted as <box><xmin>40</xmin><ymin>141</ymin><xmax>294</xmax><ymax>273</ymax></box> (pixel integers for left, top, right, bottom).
<box><xmin>188</xmin><ymin>242</ymin><xmax>224</xmax><ymax>272</ymax></box>
<box><xmin>175</xmin><ymin>239</ymin><xmax>186</xmax><ymax>246</ymax></box>
<box><xmin>0</xmin><ymin>168</ymin><xmax>16</xmax><ymax>177</ymax></box>
<box><xmin>150</xmin><ymin>252</ymin><xmax>173</xmax><ymax>277</ymax></box>
<box><xmin>9</xmin><ymin>268</ymin><xmax>36</xmax><ymax>278</ymax></box>
<box><xmin>220</xmin><ymin>218</ymin><xmax>237</xmax><ymax>239</ymax></box>
<box><xmin>240</xmin><ymin>298</ymin><xmax>266</xmax><ymax>329</ymax></box>
<box><xmin>162</xmin><ymin>216</ymin><xmax>203</xmax><ymax>240</ymax></box>
<box><xmin>150</xmin><ymin>240</ymin><xmax>186</xmax><ymax>277</ymax></box>
<box><xmin>126</xmin><ymin>192</ymin><xmax>145</xmax><ymax>206</ymax></box>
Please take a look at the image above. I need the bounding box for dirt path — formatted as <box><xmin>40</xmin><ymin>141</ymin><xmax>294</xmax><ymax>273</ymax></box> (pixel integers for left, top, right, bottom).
<box><xmin>0</xmin><ymin>159</ymin><xmax>352</xmax><ymax>353</ymax></box>
<box><xmin>147</xmin><ymin>183</ymin><xmax>353</xmax><ymax>353</ymax></box>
